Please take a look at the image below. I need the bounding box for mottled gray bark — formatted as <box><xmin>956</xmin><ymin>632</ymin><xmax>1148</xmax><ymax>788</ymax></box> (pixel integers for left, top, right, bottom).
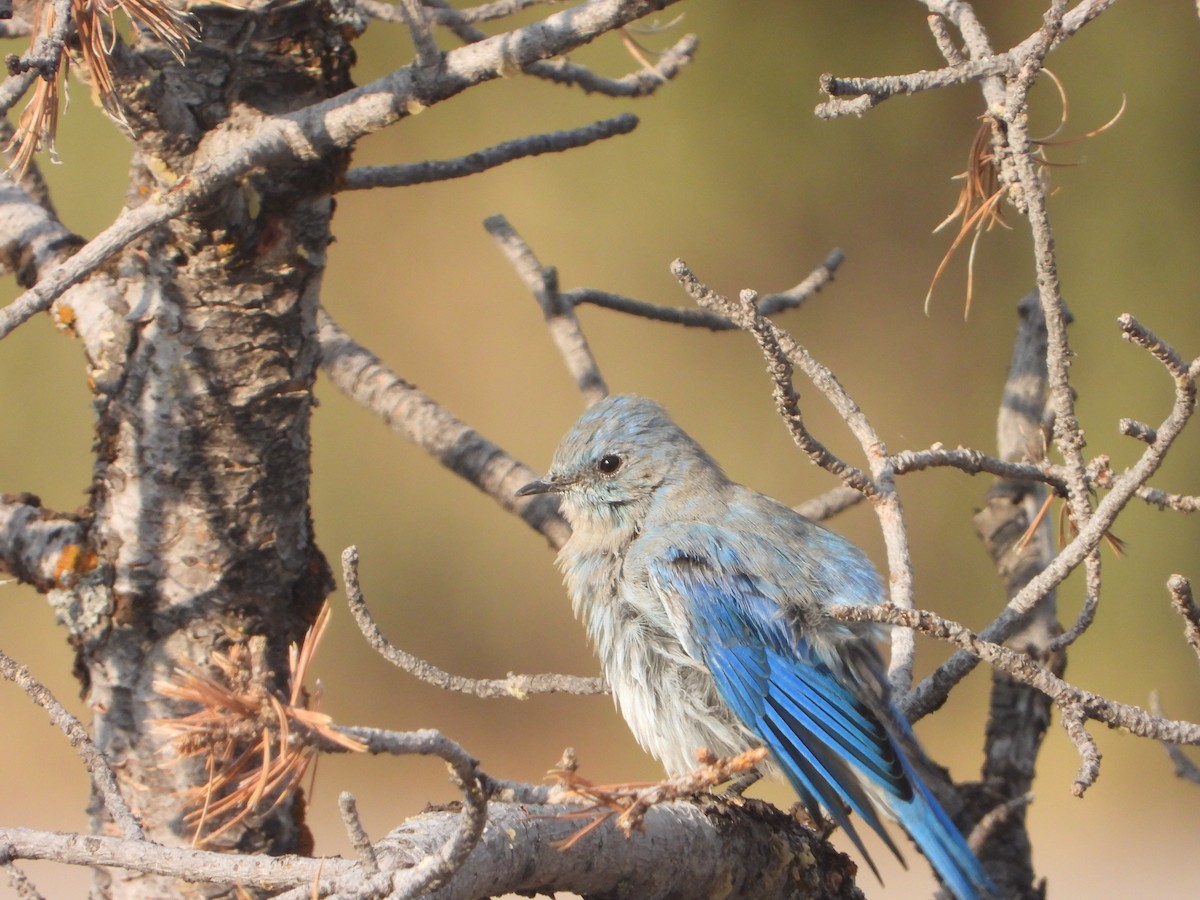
<box><xmin>966</xmin><ymin>292</ymin><xmax>1065</xmax><ymax>899</ymax></box>
<box><xmin>57</xmin><ymin>4</ymin><xmax>353</xmax><ymax>896</ymax></box>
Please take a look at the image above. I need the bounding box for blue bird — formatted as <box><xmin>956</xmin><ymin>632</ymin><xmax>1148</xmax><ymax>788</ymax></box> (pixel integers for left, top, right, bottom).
<box><xmin>517</xmin><ymin>394</ymin><xmax>993</xmax><ymax>900</ymax></box>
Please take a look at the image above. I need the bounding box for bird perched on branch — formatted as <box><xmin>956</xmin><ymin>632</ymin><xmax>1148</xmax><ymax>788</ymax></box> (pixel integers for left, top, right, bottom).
<box><xmin>517</xmin><ymin>393</ymin><xmax>993</xmax><ymax>900</ymax></box>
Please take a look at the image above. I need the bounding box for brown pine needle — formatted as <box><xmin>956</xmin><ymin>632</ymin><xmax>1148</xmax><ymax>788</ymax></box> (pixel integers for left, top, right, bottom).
<box><xmin>154</xmin><ymin>603</ymin><xmax>366</xmax><ymax>846</ymax></box>
<box><xmin>1015</xmin><ymin>491</ymin><xmax>1126</xmax><ymax>557</ymax></box>
<box><xmin>928</xmin><ymin>74</ymin><xmax>1124</xmax><ymax>319</ymax></box>
<box><xmin>7</xmin><ymin>0</ymin><xmax>199</xmax><ymax>172</ymax></box>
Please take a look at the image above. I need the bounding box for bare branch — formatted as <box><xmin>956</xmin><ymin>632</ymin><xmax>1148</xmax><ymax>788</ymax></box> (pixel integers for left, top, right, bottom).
<box><xmin>338</xmin><ymin>792</ymin><xmax>380</xmax><ymax>874</ymax></box>
<box><xmin>926</xmin><ymin>13</ymin><xmax>966</xmax><ymax>66</ymax></box>
<box><xmin>967</xmin><ymin>792</ymin><xmax>1033</xmax><ymax>853</ymax></box>
<box><xmin>418</xmin><ymin>0</ymin><xmax>698</xmax><ymax>96</ymax></box>
<box><xmin>0</xmin><ymin>495</ymin><xmax>89</xmax><ymax>593</ymax></box>
<box><xmin>342</xmin><ymin>113</ymin><xmax>639</xmax><ymax>190</ymax></box>
<box><xmin>818</xmin><ymin>1</ymin><xmax>1116</xmax><ymax>118</ymax></box>
<box><xmin>425</xmin><ymin>0</ymin><xmax>564</xmax><ymax>25</ymax></box>
<box><xmin>890</xmin><ymin>446</ymin><xmax>1065</xmax><ymax>492</ymax></box>
<box><xmin>0</xmin><ymin>649</ymin><xmax>144</xmax><ymax>840</ymax></box>
<box><xmin>1119</xmin><ymin>418</ymin><xmax>1157</xmax><ymax>443</ymax></box>
<box><xmin>830</xmin><ymin>602</ymin><xmax>1200</xmax><ymax>747</ymax></box>
<box><xmin>0</xmin><ymin>853</ymin><xmax>45</xmax><ymax>900</ymax></box>
<box><xmin>906</xmin><ymin>314</ymin><xmax>1197</xmax><ymax>720</ymax></box>
<box><xmin>1151</xmin><ymin>692</ymin><xmax>1200</xmax><ymax>786</ymax></box>
<box><xmin>341</xmin><ymin>546</ymin><xmax>605</xmax><ymax>698</ymax></box>
<box><xmin>668</xmin><ymin>260</ymin><xmax>874</xmax><ymax>495</ymax></box>
<box><xmin>792</xmin><ymin>485</ymin><xmax>864</xmax><ymax>523</ymax></box>
<box><xmin>485</xmin><ymin>214</ymin><xmax>608</xmax><ymax>404</ymax></box>
<box><xmin>670</xmin><ymin>259</ymin><xmax>920</xmax><ymax>691</ymax></box>
<box><xmin>0</xmin><ymin>0</ymin><xmax>688</xmax><ymax>340</ymax></box>
<box><xmin>567</xmin><ymin>248</ymin><xmax>844</xmax><ymax>330</ymax></box>
<box><xmin>317</xmin><ymin>307</ymin><xmax>571</xmax><ymax>549</ymax></box>
<box><xmin>332</xmin><ymin>727</ymin><xmax>489</xmax><ymax>898</ymax></box>
<box><xmin>1135</xmin><ymin>486</ymin><xmax>1200</xmax><ymax>513</ymax></box>
<box><xmin>1168</xmin><ymin>575</ymin><xmax>1200</xmax><ymax>666</ymax></box>
<box><xmin>522</xmin><ymin>32</ymin><xmax>698</xmax><ymax>97</ymax></box>
<box><xmin>0</xmin><ymin>69</ymin><xmax>36</xmax><ymax>117</ymax></box>
<box><xmin>1059</xmin><ymin>700</ymin><xmax>1101</xmax><ymax>797</ymax></box>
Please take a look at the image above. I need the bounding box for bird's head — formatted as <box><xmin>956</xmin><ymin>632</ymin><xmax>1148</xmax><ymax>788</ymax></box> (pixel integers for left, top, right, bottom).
<box><xmin>516</xmin><ymin>394</ymin><xmax>719</xmax><ymax>531</ymax></box>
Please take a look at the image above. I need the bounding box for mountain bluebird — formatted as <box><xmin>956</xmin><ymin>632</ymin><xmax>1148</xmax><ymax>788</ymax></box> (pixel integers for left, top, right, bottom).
<box><xmin>517</xmin><ymin>394</ymin><xmax>993</xmax><ymax>900</ymax></box>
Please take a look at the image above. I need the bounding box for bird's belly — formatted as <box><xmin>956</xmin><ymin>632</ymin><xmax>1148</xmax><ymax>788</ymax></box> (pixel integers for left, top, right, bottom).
<box><xmin>594</xmin><ymin>613</ymin><xmax>761</xmax><ymax>777</ymax></box>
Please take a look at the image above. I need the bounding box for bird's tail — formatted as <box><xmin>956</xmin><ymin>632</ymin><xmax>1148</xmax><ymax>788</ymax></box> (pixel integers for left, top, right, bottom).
<box><xmin>890</xmin><ymin>766</ymin><xmax>995</xmax><ymax>900</ymax></box>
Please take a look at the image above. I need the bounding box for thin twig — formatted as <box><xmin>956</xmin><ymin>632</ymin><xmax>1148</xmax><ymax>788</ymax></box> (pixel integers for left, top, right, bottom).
<box><xmin>1135</xmin><ymin>486</ymin><xmax>1200</xmax><ymax>513</ymax></box>
<box><xmin>342</xmin><ymin>114</ymin><xmax>639</xmax><ymax>190</ymax></box>
<box><xmin>890</xmin><ymin>446</ymin><xmax>1065</xmax><ymax>492</ymax></box>
<box><xmin>330</xmin><ymin>727</ymin><xmax>488</xmax><ymax>898</ymax></box>
<box><xmin>906</xmin><ymin>315</ymin><xmax>1197</xmax><ymax>720</ymax></box>
<box><xmin>566</xmin><ymin>248</ymin><xmax>844</xmax><ymax>330</ymax></box>
<box><xmin>670</xmin><ymin>259</ymin><xmax>920</xmax><ymax>691</ymax></box>
<box><xmin>792</xmin><ymin>485</ymin><xmax>864</xmax><ymax>523</ymax></box>
<box><xmin>0</xmin><ymin>649</ymin><xmax>143</xmax><ymax>840</ymax></box>
<box><xmin>829</xmin><ymin>602</ymin><xmax>1200</xmax><ymax>769</ymax></box>
<box><xmin>966</xmin><ymin>792</ymin><xmax>1033</xmax><ymax>853</ymax></box>
<box><xmin>0</xmin><ymin>851</ymin><xmax>45</xmax><ymax>900</ymax></box>
<box><xmin>341</xmin><ymin>546</ymin><xmax>605</xmax><ymax>698</ymax></box>
<box><xmin>1150</xmin><ymin>692</ymin><xmax>1200</xmax><ymax>786</ymax></box>
<box><xmin>339</xmin><ymin>792</ymin><xmax>380</xmax><ymax>873</ymax></box>
<box><xmin>485</xmin><ymin>214</ymin><xmax>607</xmax><ymax>404</ymax></box>
<box><xmin>1167</xmin><ymin>575</ymin><xmax>1200</xmax><ymax>666</ymax></box>
<box><xmin>1058</xmin><ymin>701</ymin><xmax>1101</xmax><ymax>797</ymax></box>
<box><xmin>0</xmin><ymin>0</ymin><xmax>689</xmax><ymax>340</ymax></box>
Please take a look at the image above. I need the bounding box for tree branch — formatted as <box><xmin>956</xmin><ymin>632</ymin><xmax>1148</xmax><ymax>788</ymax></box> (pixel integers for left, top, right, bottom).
<box><xmin>670</xmin><ymin>259</ymin><xmax>921</xmax><ymax>692</ymax></box>
<box><xmin>0</xmin><ymin>494</ymin><xmax>89</xmax><ymax>592</ymax></box>
<box><xmin>565</xmin><ymin>248</ymin><xmax>844</xmax><ymax>330</ymax></box>
<box><xmin>485</xmin><ymin>214</ymin><xmax>608</xmax><ymax>403</ymax></box>
<box><xmin>0</xmin><ymin>0</ymin><xmax>689</xmax><ymax>340</ymax></box>
<box><xmin>341</xmin><ymin>546</ymin><xmax>605</xmax><ymax>697</ymax></box>
<box><xmin>0</xmin><ymin>649</ymin><xmax>143</xmax><ymax>840</ymax></box>
<box><xmin>341</xmin><ymin>113</ymin><xmax>640</xmax><ymax>190</ymax></box>
<box><xmin>905</xmin><ymin>314</ymin><xmax>1197</xmax><ymax>721</ymax></box>
<box><xmin>317</xmin><ymin>307</ymin><xmax>571</xmax><ymax>549</ymax></box>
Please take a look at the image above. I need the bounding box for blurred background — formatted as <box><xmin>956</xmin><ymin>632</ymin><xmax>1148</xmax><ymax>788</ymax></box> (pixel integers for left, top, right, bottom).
<box><xmin>3</xmin><ymin>1</ymin><xmax>1199</xmax><ymax>897</ymax></box>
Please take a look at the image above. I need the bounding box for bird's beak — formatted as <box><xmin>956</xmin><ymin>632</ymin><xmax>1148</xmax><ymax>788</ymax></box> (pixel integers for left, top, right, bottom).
<box><xmin>516</xmin><ymin>476</ymin><xmax>569</xmax><ymax>497</ymax></box>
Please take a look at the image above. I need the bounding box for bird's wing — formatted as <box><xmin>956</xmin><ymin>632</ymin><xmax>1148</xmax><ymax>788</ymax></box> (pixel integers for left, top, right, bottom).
<box><xmin>645</xmin><ymin>531</ymin><xmax>912</xmax><ymax>877</ymax></box>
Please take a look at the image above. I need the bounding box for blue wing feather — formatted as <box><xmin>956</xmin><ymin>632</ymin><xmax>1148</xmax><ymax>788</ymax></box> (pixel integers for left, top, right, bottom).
<box><xmin>652</xmin><ymin>543</ymin><xmax>994</xmax><ymax>900</ymax></box>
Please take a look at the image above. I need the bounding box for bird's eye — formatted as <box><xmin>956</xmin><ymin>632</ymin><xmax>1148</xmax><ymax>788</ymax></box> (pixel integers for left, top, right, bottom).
<box><xmin>597</xmin><ymin>454</ymin><xmax>623</xmax><ymax>474</ymax></box>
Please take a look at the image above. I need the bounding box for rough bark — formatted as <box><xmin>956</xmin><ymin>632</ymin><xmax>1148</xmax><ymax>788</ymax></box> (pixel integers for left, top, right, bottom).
<box><xmin>966</xmin><ymin>291</ymin><xmax>1066</xmax><ymax>899</ymax></box>
<box><xmin>49</xmin><ymin>4</ymin><xmax>356</xmax><ymax>896</ymax></box>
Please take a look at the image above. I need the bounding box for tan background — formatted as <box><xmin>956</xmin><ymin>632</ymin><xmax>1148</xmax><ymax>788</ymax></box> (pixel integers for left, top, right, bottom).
<box><xmin>3</xmin><ymin>2</ymin><xmax>1199</xmax><ymax>897</ymax></box>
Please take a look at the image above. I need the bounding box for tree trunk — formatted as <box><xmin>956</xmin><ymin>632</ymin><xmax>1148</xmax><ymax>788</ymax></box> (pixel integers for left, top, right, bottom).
<box><xmin>54</xmin><ymin>4</ymin><xmax>355</xmax><ymax>896</ymax></box>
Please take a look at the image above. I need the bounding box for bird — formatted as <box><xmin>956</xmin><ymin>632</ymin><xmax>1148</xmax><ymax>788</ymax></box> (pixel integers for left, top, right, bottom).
<box><xmin>516</xmin><ymin>393</ymin><xmax>994</xmax><ymax>900</ymax></box>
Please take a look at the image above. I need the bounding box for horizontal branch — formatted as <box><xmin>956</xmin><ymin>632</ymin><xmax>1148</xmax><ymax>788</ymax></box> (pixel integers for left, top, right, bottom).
<box><xmin>1136</xmin><ymin>486</ymin><xmax>1200</xmax><ymax>512</ymax></box>
<box><xmin>341</xmin><ymin>113</ymin><xmax>639</xmax><ymax>190</ymax></box>
<box><xmin>566</xmin><ymin>248</ymin><xmax>844</xmax><ymax>330</ymax></box>
<box><xmin>0</xmin><ymin>795</ymin><xmax>860</xmax><ymax>900</ymax></box>
<box><xmin>817</xmin><ymin>0</ymin><xmax>1117</xmax><ymax>119</ymax></box>
<box><xmin>890</xmin><ymin>445</ymin><xmax>1066</xmax><ymax>492</ymax></box>
<box><xmin>0</xmin><ymin>494</ymin><xmax>89</xmax><ymax>591</ymax></box>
